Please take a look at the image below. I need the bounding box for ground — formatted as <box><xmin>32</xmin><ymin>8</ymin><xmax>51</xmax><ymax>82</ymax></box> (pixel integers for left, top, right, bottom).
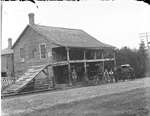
<box><xmin>23</xmin><ymin>88</ymin><xmax>150</xmax><ymax>116</ymax></box>
<box><xmin>2</xmin><ymin>78</ymin><xmax>150</xmax><ymax>116</ymax></box>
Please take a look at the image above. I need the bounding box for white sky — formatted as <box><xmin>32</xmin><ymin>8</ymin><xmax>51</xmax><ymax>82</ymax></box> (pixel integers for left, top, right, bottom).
<box><xmin>2</xmin><ymin>1</ymin><xmax>150</xmax><ymax>49</ymax></box>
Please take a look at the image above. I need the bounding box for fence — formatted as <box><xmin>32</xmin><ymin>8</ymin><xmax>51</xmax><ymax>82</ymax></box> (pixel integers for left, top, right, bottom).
<box><xmin>1</xmin><ymin>77</ymin><xmax>14</xmax><ymax>91</ymax></box>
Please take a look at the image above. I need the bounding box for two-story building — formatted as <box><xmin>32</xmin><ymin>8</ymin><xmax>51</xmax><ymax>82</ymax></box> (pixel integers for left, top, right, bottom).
<box><xmin>3</xmin><ymin>13</ymin><xmax>116</xmax><ymax>92</ymax></box>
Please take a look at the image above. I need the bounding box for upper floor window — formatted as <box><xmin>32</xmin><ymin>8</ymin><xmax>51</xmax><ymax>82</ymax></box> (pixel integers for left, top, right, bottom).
<box><xmin>20</xmin><ymin>48</ymin><xmax>25</xmax><ymax>59</ymax></box>
<box><xmin>31</xmin><ymin>48</ymin><xmax>36</xmax><ymax>58</ymax></box>
<box><xmin>29</xmin><ymin>48</ymin><xmax>36</xmax><ymax>59</ymax></box>
<box><xmin>40</xmin><ymin>43</ymin><xmax>46</xmax><ymax>58</ymax></box>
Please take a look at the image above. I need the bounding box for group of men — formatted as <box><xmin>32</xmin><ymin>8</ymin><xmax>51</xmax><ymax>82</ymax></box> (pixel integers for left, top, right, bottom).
<box><xmin>70</xmin><ymin>64</ymin><xmax>135</xmax><ymax>85</ymax></box>
<box><xmin>103</xmin><ymin>69</ymin><xmax>115</xmax><ymax>83</ymax></box>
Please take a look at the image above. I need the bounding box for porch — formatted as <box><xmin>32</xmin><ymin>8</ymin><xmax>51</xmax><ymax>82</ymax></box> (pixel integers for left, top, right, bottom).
<box><xmin>52</xmin><ymin>47</ymin><xmax>116</xmax><ymax>86</ymax></box>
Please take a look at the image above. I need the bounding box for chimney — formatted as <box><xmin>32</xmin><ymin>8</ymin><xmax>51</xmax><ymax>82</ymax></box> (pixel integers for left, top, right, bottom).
<box><xmin>28</xmin><ymin>13</ymin><xmax>35</xmax><ymax>25</ymax></box>
<box><xmin>8</xmin><ymin>38</ymin><xmax>12</xmax><ymax>49</ymax></box>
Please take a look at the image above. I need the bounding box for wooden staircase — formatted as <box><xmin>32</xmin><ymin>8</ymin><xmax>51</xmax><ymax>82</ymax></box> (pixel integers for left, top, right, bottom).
<box><xmin>3</xmin><ymin>65</ymin><xmax>49</xmax><ymax>94</ymax></box>
<box><xmin>34</xmin><ymin>78</ymin><xmax>50</xmax><ymax>90</ymax></box>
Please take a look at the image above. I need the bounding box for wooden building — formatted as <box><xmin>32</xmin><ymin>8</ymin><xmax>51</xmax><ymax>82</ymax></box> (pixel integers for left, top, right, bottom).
<box><xmin>3</xmin><ymin>13</ymin><xmax>116</xmax><ymax>92</ymax></box>
<box><xmin>1</xmin><ymin>38</ymin><xmax>14</xmax><ymax>78</ymax></box>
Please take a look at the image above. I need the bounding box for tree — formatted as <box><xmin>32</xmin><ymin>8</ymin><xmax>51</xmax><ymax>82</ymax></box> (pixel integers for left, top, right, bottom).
<box><xmin>136</xmin><ymin>0</ymin><xmax>150</xmax><ymax>5</ymax></box>
<box><xmin>137</xmin><ymin>40</ymin><xmax>147</xmax><ymax>77</ymax></box>
<box><xmin>115</xmin><ymin>41</ymin><xmax>147</xmax><ymax>79</ymax></box>
<box><xmin>145</xmin><ymin>48</ymin><xmax>150</xmax><ymax>77</ymax></box>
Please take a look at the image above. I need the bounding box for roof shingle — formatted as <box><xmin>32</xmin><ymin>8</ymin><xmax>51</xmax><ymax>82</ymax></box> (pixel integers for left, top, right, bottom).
<box><xmin>31</xmin><ymin>24</ymin><xmax>114</xmax><ymax>49</ymax></box>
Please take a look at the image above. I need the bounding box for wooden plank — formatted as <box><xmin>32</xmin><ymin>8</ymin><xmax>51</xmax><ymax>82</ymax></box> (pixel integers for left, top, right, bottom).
<box><xmin>66</xmin><ymin>47</ymin><xmax>72</xmax><ymax>85</ymax></box>
<box><xmin>113</xmin><ymin>50</ymin><xmax>117</xmax><ymax>68</ymax></box>
<box><xmin>70</xmin><ymin>60</ymin><xmax>86</xmax><ymax>63</ymax></box>
<box><xmin>52</xmin><ymin>61</ymin><xmax>68</xmax><ymax>66</ymax></box>
<box><xmin>30</xmin><ymin>64</ymin><xmax>47</xmax><ymax>68</ymax></box>
<box><xmin>94</xmin><ymin>50</ymin><xmax>97</xmax><ymax>59</ymax></box>
<box><xmin>86</xmin><ymin>58</ymin><xmax>114</xmax><ymax>63</ymax></box>
<box><xmin>83</xmin><ymin>50</ymin><xmax>86</xmax><ymax>72</ymax></box>
<box><xmin>83</xmin><ymin>50</ymin><xmax>88</xmax><ymax>81</ymax></box>
<box><xmin>5</xmin><ymin>65</ymin><xmax>47</xmax><ymax>93</ymax></box>
<box><xmin>50</xmin><ymin>58</ymin><xmax>115</xmax><ymax>67</ymax></box>
<box><xmin>66</xmin><ymin>58</ymin><xmax>114</xmax><ymax>64</ymax></box>
<box><xmin>46</xmin><ymin>67</ymin><xmax>51</xmax><ymax>88</ymax></box>
<box><xmin>42</xmin><ymin>69</ymin><xmax>48</xmax><ymax>76</ymax></box>
<box><xmin>102</xmin><ymin>50</ymin><xmax>105</xmax><ymax>77</ymax></box>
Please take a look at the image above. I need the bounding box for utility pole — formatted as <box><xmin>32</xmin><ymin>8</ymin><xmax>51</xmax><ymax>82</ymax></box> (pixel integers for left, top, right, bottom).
<box><xmin>139</xmin><ymin>32</ymin><xmax>150</xmax><ymax>48</ymax></box>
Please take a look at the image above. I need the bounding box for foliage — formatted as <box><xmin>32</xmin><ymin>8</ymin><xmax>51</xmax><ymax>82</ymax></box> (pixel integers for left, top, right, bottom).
<box><xmin>136</xmin><ymin>0</ymin><xmax>150</xmax><ymax>5</ymax></box>
<box><xmin>116</xmin><ymin>40</ymin><xmax>147</xmax><ymax>78</ymax></box>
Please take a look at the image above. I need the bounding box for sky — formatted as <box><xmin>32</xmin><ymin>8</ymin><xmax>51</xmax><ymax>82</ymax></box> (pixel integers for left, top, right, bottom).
<box><xmin>1</xmin><ymin>0</ymin><xmax>150</xmax><ymax>49</ymax></box>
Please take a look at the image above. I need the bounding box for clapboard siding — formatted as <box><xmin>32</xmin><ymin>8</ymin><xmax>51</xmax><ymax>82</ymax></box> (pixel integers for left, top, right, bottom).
<box><xmin>1</xmin><ymin>54</ymin><xmax>14</xmax><ymax>78</ymax></box>
<box><xmin>13</xmin><ymin>26</ymin><xmax>55</xmax><ymax>78</ymax></box>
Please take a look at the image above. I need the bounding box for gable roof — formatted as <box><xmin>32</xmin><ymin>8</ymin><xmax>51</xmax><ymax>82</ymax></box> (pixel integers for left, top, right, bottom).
<box><xmin>13</xmin><ymin>24</ymin><xmax>115</xmax><ymax>49</ymax></box>
<box><xmin>32</xmin><ymin>25</ymin><xmax>114</xmax><ymax>48</ymax></box>
<box><xmin>12</xmin><ymin>25</ymin><xmax>30</xmax><ymax>49</ymax></box>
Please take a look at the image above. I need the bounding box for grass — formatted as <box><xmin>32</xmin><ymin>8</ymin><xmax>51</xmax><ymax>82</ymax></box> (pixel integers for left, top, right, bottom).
<box><xmin>17</xmin><ymin>87</ymin><xmax>150</xmax><ymax>116</ymax></box>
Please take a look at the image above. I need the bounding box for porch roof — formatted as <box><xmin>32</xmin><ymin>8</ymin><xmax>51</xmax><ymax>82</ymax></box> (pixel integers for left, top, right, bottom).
<box><xmin>1</xmin><ymin>48</ymin><xmax>13</xmax><ymax>55</ymax></box>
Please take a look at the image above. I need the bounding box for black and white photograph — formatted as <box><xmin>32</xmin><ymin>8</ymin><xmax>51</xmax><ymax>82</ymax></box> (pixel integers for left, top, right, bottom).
<box><xmin>1</xmin><ymin>0</ymin><xmax>150</xmax><ymax>116</ymax></box>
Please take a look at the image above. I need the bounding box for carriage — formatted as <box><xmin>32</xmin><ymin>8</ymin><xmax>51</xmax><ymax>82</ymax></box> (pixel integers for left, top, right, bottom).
<box><xmin>114</xmin><ymin>64</ymin><xmax>135</xmax><ymax>82</ymax></box>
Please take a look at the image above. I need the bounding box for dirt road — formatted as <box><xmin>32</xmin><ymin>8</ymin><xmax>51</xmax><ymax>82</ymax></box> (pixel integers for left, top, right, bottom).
<box><xmin>22</xmin><ymin>87</ymin><xmax>150</xmax><ymax>116</ymax></box>
<box><xmin>2</xmin><ymin>77</ymin><xmax>150</xmax><ymax>116</ymax></box>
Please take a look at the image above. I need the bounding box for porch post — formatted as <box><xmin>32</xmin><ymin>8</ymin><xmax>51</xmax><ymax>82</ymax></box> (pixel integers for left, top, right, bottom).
<box><xmin>52</xmin><ymin>67</ymin><xmax>56</xmax><ymax>88</ymax></box>
<box><xmin>84</xmin><ymin>50</ymin><xmax>88</xmax><ymax>81</ymax></box>
<box><xmin>46</xmin><ymin>66</ymin><xmax>50</xmax><ymax>88</ymax></box>
<box><xmin>94</xmin><ymin>50</ymin><xmax>97</xmax><ymax>59</ymax></box>
<box><xmin>47</xmin><ymin>66</ymin><xmax>55</xmax><ymax>88</ymax></box>
<box><xmin>102</xmin><ymin>49</ymin><xmax>105</xmax><ymax>77</ymax></box>
<box><xmin>113</xmin><ymin>49</ymin><xmax>117</xmax><ymax>69</ymax></box>
<box><xmin>66</xmin><ymin>47</ymin><xmax>72</xmax><ymax>86</ymax></box>
<box><xmin>51</xmin><ymin>49</ymin><xmax>56</xmax><ymax>88</ymax></box>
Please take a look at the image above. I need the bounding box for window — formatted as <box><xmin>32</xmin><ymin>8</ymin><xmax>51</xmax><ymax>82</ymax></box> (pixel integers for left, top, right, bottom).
<box><xmin>29</xmin><ymin>48</ymin><xmax>36</xmax><ymax>59</ymax></box>
<box><xmin>31</xmin><ymin>48</ymin><xmax>36</xmax><ymax>58</ymax></box>
<box><xmin>40</xmin><ymin>44</ymin><xmax>46</xmax><ymax>58</ymax></box>
<box><xmin>1</xmin><ymin>72</ymin><xmax>7</xmax><ymax>77</ymax></box>
<box><xmin>20</xmin><ymin>48</ymin><xmax>25</xmax><ymax>59</ymax></box>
